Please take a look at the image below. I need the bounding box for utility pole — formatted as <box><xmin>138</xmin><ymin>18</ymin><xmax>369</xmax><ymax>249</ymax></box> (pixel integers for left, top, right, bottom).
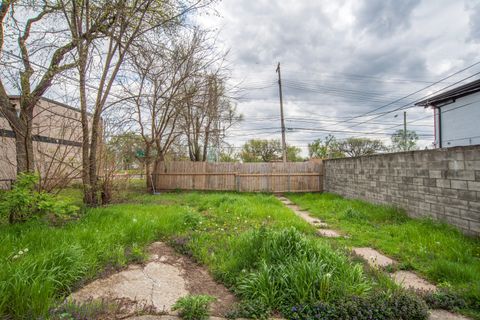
<box><xmin>276</xmin><ymin>62</ymin><xmax>287</xmax><ymax>163</ymax></box>
<box><xmin>403</xmin><ymin>111</ymin><xmax>407</xmax><ymax>150</ymax></box>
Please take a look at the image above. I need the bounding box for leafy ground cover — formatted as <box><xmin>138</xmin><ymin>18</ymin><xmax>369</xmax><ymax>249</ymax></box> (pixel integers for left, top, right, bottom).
<box><xmin>0</xmin><ymin>189</ymin><xmax>431</xmax><ymax>319</ymax></box>
<box><xmin>286</xmin><ymin>192</ymin><xmax>480</xmax><ymax>318</ymax></box>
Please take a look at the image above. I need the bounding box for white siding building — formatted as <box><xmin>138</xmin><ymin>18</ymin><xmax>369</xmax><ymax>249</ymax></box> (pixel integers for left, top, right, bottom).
<box><xmin>416</xmin><ymin>79</ymin><xmax>480</xmax><ymax>148</ymax></box>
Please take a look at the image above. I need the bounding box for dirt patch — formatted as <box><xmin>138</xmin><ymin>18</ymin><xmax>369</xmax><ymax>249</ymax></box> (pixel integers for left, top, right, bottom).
<box><xmin>69</xmin><ymin>242</ymin><xmax>237</xmax><ymax>317</ymax></box>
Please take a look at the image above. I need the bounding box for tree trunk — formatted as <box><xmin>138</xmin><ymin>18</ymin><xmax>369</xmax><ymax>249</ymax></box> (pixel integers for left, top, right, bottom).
<box><xmin>87</xmin><ymin>113</ymin><xmax>101</xmax><ymax>206</ymax></box>
<box><xmin>14</xmin><ymin>105</ymin><xmax>35</xmax><ymax>173</ymax></box>
<box><xmin>145</xmin><ymin>144</ymin><xmax>152</xmax><ymax>191</ymax></box>
<box><xmin>79</xmin><ymin>54</ymin><xmax>94</xmax><ymax>205</ymax></box>
<box><xmin>14</xmin><ymin>129</ymin><xmax>34</xmax><ymax>174</ymax></box>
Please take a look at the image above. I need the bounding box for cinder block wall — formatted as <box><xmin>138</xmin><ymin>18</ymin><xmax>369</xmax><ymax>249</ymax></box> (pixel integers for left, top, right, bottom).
<box><xmin>323</xmin><ymin>145</ymin><xmax>480</xmax><ymax>236</ymax></box>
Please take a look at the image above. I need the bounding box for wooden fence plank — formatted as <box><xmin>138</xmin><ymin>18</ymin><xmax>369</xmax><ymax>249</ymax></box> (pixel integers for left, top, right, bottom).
<box><xmin>153</xmin><ymin>161</ymin><xmax>323</xmax><ymax>192</ymax></box>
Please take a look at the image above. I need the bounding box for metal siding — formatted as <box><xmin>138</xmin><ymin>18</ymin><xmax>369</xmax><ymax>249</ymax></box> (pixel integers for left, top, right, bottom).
<box><xmin>440</xmin><ymin>91</ymin><xmax>480</xmax><ymax>147</ymax></box>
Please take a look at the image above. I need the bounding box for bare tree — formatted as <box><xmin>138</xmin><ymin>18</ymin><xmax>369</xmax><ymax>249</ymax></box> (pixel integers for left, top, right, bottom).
<box><xmin>181</xmin><ymin>71</ymin><xmax>240</xmax><ymax>162</ymax></box>
<box><xmin>65</xmin><ymin>0</ymin><xmax>213</xmax><ymax>205</ymax></box>
<box><xmin>123</xmin><ymin>30</ymin><xmax>207</xmax><ymax>190</ymax></box>
<box><xmin>0</xmin><ymin>0</ymin><xmax>113</xmax><ymax>174</ymax></box>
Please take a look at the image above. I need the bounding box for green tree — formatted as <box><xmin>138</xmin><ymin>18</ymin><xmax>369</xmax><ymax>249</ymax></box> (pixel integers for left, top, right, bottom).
<box><xmin>337</xmin><ymin>137</ymin><xmax>385</xmax><ymax>157</ymax></box>
<box><xmin>240</xmin><ymin>139</ymin><xmax>303</xmax><ymax>162</ymax></box>
<box><xmin>219</xmin><ymin>147</ymin><xmax>239</xmax><ymax>162</ymax></box>
<box><xmin>391</xmin><ymin>129</ymin><xmax>419</xmax><ymax>152</ymax></box>
<box><xmin>308</xmin><ymin>134</ymin><xmax>345</xmax><ymax>159</ymax></box>
<box><xmin>240</xmin><ymin>139</ymin><xmax>282</xmax><ymax>162</ymax></box>
<box><xmin>107</xmin><ymin>133</ymin><xmax>145</xmax><ymax>170</ymax></box>
<box><xmin>287</xmin><ymin>145</ymin><xmax>303</xmax><ymax>162</ymax></box>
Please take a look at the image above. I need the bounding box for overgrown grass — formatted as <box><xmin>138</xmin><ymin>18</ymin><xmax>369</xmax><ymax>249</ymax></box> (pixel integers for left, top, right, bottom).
<box><xmin>0</xmin><ymin>203</ymin><xmax>192</xmax><ymax>319</ymax></box>
<box><xmin>0</xmin><ymin>190</ymin><xmax>430</xmax><ymax>319</ymax></box>
<box><xmin>286</xmin><ymin>192</ymin><xmax>480</xmax><ymax>318</ymax></box>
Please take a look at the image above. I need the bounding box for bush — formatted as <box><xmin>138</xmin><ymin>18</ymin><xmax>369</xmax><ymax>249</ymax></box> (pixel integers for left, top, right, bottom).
<box><xmin>286</xmin><ymin>290</ymin><xmax>429</xmax><ymax>320</ymax></box>
<box><xmin>0</xmin><ymin>173</ymin><xmax>78</xmax><ymax>224</ymax></box>
<box><xmin>173</xmin><ymin>295</ymin><xmax>215</xmax><ymax>320</ymax></box>
<box><xmin>225</xmin><ymin>300</ymin><xmax>270</xmax><ymax>320</ymax></box>
<box><xmin>422</xmin><ymin>288</ymin><xmax>467</xmax><ymax>311</ymax></box>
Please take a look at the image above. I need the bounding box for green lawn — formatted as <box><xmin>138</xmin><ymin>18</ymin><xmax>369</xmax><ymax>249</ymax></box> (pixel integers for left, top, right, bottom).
<box><xmin>286</xmin><ymin>192</ymin><xmax>480</xmax><ymax>318</ymax></box>
<box><xmin>0</xmin><ymin>189</ymin><xmax>431</xmax><ymax>320</ymax></box>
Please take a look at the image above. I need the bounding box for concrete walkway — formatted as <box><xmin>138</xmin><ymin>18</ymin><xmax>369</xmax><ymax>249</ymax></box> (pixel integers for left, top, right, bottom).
<box><xmin>276</xmin><ymin>195</ymin><xmax>342</xmax><ymax>238</ymax></box>
<box><xmin>278</xmin><ymin>195</ymin><xmax>471</xmax><ymax>320</ymax></box>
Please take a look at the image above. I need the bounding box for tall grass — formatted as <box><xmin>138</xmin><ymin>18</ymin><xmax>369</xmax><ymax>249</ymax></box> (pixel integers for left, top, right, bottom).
<box><xmin>233</xmin><ymin>228</ymin><xmax>371</xmax><ymax>312</ymax></box>
<box><xmin>0</xmin><ymin>204</ymin><xmax>193</xmax><ymax>319</ymax></box>
<box><xmin>287</xmin><ymin>192</ymin><xmax>480</xmax><ymax>317</ymax></box>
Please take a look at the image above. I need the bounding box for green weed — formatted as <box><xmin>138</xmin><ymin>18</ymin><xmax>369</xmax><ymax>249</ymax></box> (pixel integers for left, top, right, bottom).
<box><xmin>286</xmin><ymin>192</ymin><xmax>480</xmax><ymax>317</ymax></box>
<box><xmin>173</xmin><ymin>295</ymin><xmax>215</xmax><ymax>320</ymax></box>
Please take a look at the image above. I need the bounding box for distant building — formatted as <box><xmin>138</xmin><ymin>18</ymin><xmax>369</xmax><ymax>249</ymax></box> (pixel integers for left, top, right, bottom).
<box><xmin>0</xmin><ymin>97</ymin><xmax>87</xmax><ymax>188</ymax></box>
<box><xmin>415</xmin><ymin>79</ymin><xmax>480</xmax><ymax>148</ymax></box>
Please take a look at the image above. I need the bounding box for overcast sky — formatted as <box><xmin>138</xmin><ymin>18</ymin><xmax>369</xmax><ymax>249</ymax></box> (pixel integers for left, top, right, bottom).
<box><xmin>195</xmin><ymin>0</ymin><xmax>480</xmax><ymax>155</ymax></box>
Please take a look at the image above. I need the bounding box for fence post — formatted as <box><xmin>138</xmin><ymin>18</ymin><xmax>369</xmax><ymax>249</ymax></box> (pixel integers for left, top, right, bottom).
<box><xmin>235</xmin><ymin>173</ymin><xmax>240</xmax><ymax>192</ymax></box>
<box><xmin>287</xmin><ymin>174</ymin><xmax>291</xmax><ymax>192</ymax></box>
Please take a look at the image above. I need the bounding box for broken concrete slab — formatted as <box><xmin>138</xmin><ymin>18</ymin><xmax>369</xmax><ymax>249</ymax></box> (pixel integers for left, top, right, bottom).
<box><xmin>70</xmin><ymin>242</ymin><xmax>236</xmax><ymax>316</ymax></box>
<box><xmin>316</xmin><ymin>229</ymin><xmax>341</xmax><ymax>238</ymax></box>
<box><xmin>391</xmin><ymin>270</ymin><xmax>437</xmax><ymax>292</ymax></box>
<box><xmin>429</xmin><ymin>309</ymin><xmax>471</xmax><ymax>320</ymax></box>
<box><xmin>70</xmin><ymin>262</ymin><xmax>187</xmax><ymax>314</ymax></box>
<box><xmin>352</xmin><ymin>247</ymin><xmax>395</xmax><ymax>268</ymax></box>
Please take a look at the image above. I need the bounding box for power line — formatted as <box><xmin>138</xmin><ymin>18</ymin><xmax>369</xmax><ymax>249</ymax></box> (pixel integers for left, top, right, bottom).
<box><xmin>326</xmin><ymin>61</ymin><xmax>480</xmax><ymax>127</ymax></box>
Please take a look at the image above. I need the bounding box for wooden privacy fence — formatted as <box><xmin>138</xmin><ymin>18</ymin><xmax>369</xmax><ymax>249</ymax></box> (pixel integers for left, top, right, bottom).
<box><xmin>153</xmin><ymin>161</ymin><xmax>323</xmax><ymax>192</ymax></box>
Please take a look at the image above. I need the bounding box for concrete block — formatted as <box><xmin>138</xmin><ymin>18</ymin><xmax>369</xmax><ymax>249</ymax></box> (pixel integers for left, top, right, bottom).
<box><xmin>451</xmin><ymin>180</ymin><xmax>468</xmax><ymax>190</ymax></box>
<box><xmin>436</xmin><ymin>179</ymin><xmax>451</xmax><ymax>188</ymax></box>
<box><xmin>423</xmin><ymin>178</ymin><xmax>437</xmax><ymax>187</ymax></box>
<box><xmin>444</xmin><ymin>206</ymin><xmax>461</xmax><ymax>216</ymax></box>
<box><xmin>448</xmin><ymin>160</ymin><xmax>465</xmax><ymax>170</ymax></box>
<box><xmin>468</xmin><ymin>201</ymin><xmax>480</xmax><ymax>212</ymax></box>
<box><xmin>465</xmin><ymin>161</ymin><xmax>480</xmax><ymax>170</ymax></box>
<box><xmin>429</xmin><ymin>170</ymin><xmax>443</xmax><ymax>179</ymax></box>
<box><xmin>470</xmin><ymin>221</ymin><xmax>480</xmax><ymax>234</ymax></box>
<box><xmin>445</xmin><ymin>215</ymin><xmax>470</xmax><ymax>229</ymax></box>
<box><xmin>460</xmin><ymin>209</ymin><xmax>479</xmax><ymax>221</ymax></box>
<box><xmin>468</xmin><ymin>181</ymin><xmax>480</xmax><ymax>192</ymax></box>
<box><xmin>429</xmin><ymin>161</ymin><xmax>449</xmax><ymax>170</ymax></box>
<box><xmin>445</xmin><ymin>170</ymin><xmax>475</xmax><ymax>181</ymax></box>
<box><xmin>430</xmin><ymin>203</ymin><xmax>445</xmax><ymax>215</ymax></box>
<box><xmin>457</xmin><ymin>190</ymin><xmax>477</xmax><ymax>201</ymax></box>
<box><xmin>464</xmin><ymin>149</ymin><xmax>480</xmax><ymax>161</ymax></box>
<box><xmin>441</xmin><ymin>188</ymin><xmax>458</xmax><ymax>198</ymax></box>
<box><xmin>413</xmin><ymin>177</ymin><xmax>424</xmax><ymax>185</ymax></box>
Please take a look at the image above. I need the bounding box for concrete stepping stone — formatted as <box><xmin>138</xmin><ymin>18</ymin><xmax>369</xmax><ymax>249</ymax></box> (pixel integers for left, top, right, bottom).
<box><xmin>429</xmin><ymin>309</ymin><xmax>471</xmax><ymax>320</ymax></box>
<box><xmin>312</xmin><ymin>220</ymin><xmax>329</xmax><ymax>228</ymax></box>
<box><xmin>316</xmin><ymin>229</ymin><xmax>341</xmax><ymax>238</ymax></box>
<box><xmin>352</xmin><ymin>247</ymin><xmax>395</xmax><ymax>268</ymax></box>
<box><xmin>391</xmin><ymin>270</ymin><xmax>436</xmax><ymax>292</ymax></box>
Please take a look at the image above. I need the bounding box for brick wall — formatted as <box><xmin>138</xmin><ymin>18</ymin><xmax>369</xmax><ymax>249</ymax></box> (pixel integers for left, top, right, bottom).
<box><xmin>323</xmin><ymin>145</ymin><xmax>480</xmax><ymax>236</ymax></box>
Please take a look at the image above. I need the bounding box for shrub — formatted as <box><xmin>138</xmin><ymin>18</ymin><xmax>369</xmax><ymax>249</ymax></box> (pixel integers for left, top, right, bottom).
<box><xmin>173</xmin><ymin>295</ymin><xmax>215</xmax><ymax>320</ymax></box>
<box><xmin>225</xmin><ymin>300</ymin><xmax>270</xmax><ymax>319</ymax></box>
<box><xmin>286</xmin><ymin>290</ymin><xmax>429</xmax><ymax>320</ymax></box>
<box><xmin>0</xmin><ymin>173</ymin><xmax>78</xmax><ymax>224</ymax></box>
<box><xmin>422</xmin><ymin>288</ymin><xmax>466</xmax><ymax>311</ymax></box>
